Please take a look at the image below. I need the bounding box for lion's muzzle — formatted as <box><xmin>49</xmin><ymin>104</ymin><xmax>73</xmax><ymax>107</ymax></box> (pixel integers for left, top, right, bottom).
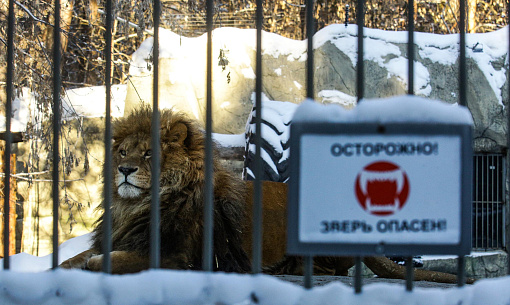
<box><xmin>118</xmin><ymin>166</ymin><xmax>139</xmax><ymax>177</ymax></box>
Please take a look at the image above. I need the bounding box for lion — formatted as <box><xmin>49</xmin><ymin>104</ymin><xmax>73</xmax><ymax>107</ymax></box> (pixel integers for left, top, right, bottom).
<box><xmin>60</xmin><ymin>106</ymin><xmax>251</xmax><ymax>273</ymax></box>
<box><xmin>61</xmin><ymin>107</ymin><xmax>471</xmax><ymax>284</ymax></box>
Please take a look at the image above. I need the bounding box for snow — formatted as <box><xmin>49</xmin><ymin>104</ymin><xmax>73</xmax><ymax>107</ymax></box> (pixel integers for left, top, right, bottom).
<box><xmin>62</xmin><ymin>84</ymin><xmax>127</xmax><ymax>118</ymax></box>
<box><xmin>313</xmin><ymin>25</ymin><xmax>508</xmax><ymax>104</ymax></box>
<box><xmin>318</xmin><ymin>90</ymin><xmax>357</xmax><ymax>108</ymax></box>
<box><xmin>0</xmin><ymin>234</ymin><xmax>509</xmax><ymax>304</ymax></box>
<box><xmin>293</xmin><ymin>95</ymin><xmax>473</xmax><ymax>125</ymax></box>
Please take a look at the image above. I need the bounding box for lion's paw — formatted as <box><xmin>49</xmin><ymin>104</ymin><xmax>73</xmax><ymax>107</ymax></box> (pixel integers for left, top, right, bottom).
<box><xmin>59</xmin><ymin>249</ymin><xmax>96</xmax><ymax>270</ymax></box>
<box><xmin>86</xmin><ymin>254</ymin><xmax>103</xmax><ymax>271</ymax></box>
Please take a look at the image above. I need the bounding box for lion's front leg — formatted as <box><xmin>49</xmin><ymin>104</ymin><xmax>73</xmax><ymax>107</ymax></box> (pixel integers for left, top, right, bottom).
<box><xmin>86</xmin><ymin>251</ymin><xmax>151</xmax><ymax>274</ymax></box>
<box><xmin>59</xmin><ymin>249</ymin><xmax>98</xmax><ymax>270</ymax></box>
<box><xmin>87</xmin><ymin>251</ymin><xmax>190</xmax><ymax>273</ymax></box>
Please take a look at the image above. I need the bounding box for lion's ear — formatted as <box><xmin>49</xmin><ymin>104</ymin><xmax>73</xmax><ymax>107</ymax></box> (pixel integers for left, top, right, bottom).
<box><xmin>165</xmin><ymin>123</ymin><xmax>188</xmax><ymax>144</ymax></box>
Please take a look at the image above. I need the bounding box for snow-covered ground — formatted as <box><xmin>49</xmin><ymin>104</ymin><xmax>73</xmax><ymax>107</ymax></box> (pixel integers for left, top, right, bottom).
<box><xmin>0</xmin><ymin>233</ymin><xmax>509</xmax><ymax>305</ymax></box>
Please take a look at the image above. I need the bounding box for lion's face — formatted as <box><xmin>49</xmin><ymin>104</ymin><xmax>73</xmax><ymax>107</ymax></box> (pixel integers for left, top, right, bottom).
<box><xmin>111</xmin><ymin>108</ymin><xmax>197</xmax><ymax>200</ymax></box>
<box><xmin>114</xmin><ymin>134</ymin><xmax>153</xmax><ymax>198</ymax></box>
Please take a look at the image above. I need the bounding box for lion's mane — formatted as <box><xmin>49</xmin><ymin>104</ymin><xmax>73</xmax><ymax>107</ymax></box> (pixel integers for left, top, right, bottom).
<box><xmin>90</xmin><ymin>107</ymin><xmax>251</xmax><ymax>272</ymax></box>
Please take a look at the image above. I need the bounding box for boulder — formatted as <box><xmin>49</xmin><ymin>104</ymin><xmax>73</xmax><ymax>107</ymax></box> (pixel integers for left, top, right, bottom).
<box><xmin>125</xmin><ymin>25</ymin><xmax>508</xmax><ymax>152</ymax></box>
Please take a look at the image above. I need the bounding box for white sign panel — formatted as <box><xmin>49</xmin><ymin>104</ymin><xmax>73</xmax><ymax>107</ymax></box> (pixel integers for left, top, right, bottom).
<box><xmin>298</xmin><ymin>134</ymin><xmax>461</xmax><ymax>245</ymax></box>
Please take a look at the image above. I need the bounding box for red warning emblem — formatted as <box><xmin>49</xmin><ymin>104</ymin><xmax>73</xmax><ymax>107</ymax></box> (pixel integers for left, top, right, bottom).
<box><xmin>355</xmin><ymin>161</ymin><xmax>410</xmax><ymax>216</ymax></box>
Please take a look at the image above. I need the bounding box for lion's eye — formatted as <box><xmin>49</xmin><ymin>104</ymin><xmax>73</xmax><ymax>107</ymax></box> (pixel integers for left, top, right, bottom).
<box><xmin>119</xmin><ymin>150</ymin><xmax>127</xmax><ymax>158</ymax></box>
<box><xmin>144</xmin><ymin>150</ymin><xmax>152</xmax><ymax>159</ymax></box>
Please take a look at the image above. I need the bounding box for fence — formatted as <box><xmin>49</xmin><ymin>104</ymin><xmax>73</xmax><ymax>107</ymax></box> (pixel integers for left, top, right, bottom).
<box><xmin>2</xmin><ymin>0</ymin><xmax>510</xmax><ymax>295</ymax></box>
<box><xmin>473</xmin><ymin>153</ymin><xmax>506</xmax><ymax>250</ymax></box>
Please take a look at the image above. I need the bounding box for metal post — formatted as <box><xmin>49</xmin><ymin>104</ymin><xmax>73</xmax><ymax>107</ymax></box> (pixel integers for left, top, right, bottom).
<box><xmin>3</xmin><ymin>0</ymin><xmax>15</xmax><ymax>270</ymax></box>
<box><xmin>354</xmin><ymin>256</ymin><xmax>363</xmax><ymax>293</ymax></box>
<box><xmin>302</xmin><ymin>0</ymin><xmax>316</xmax><ymax>285</ymax></box>
<box><xmin>102</xmin><ymin>0</ymin><xmax>113</xmax><ymax>274</ymax></box>
<box><xmin>457</xmin><ymin>255</ymin><xmax>466</xmax><ymax>287</ymax></box>
<box><xmin>405</xmin><ymin>257</ymin><xmax>414</xmax><ymax>291</ymax></box>
<box><xmin>459</xmin><ymin>0</ymin><xmax>466</xmax><ymax>107</ymax></box>
<box><xmin>354</xmin><ymin>1</ymin><xmax>365</xmax><ymax>291</ymax></box>
<box><xmin>458</xmin><ymin>0</ymin><xmax>468</xmax><ymax>284</ymax></box>
<box><xmin>507</xmin><ymin>0</ymin><xmax>510</xmax><ymax>276</ymax></box>
<box><xmin>304</xmin><ymin>256</ymin><xmax>314</xmax><ymax>289</ymax></box>
<box><xmin>150</xmin><ymin>0</ymin><xmax>161</xmax><ymax>269</ymax></box>
<box><xmin>203</xmin><ymin>0</ymin><xmax>214</xmax><ymax>272</ymax></box>
<box><xmin>408</xmin><ymin>0</ymin><xmax>414</xmax><ymax>96</ymax></box>
<box><xmin>306</xmin><ymin>0</ymin><xmax>315</xmax><ymax>99</ymax></box>
<box><xmin>406</xmin><ymin>0</ymin><xmax>415</xmax><ymax>291</ymax></box>
<box><xmin>52</xmin><ymin>0</ymin><xmax>62</xmax><ymax>270</ymax></box>
<box><xmin>252</xmin><ymin>0</ymin><xmax>263</xmax><ymax>274</ymax></box>
<box><xmin>356</xmin><ymin>0</ymin><xmax>365</xmax><ymax>102</ymax></box>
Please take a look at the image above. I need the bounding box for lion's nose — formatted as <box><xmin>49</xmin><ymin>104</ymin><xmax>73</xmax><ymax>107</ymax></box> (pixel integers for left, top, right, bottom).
<box><xmin>118</xmin><ymin>166</ymin><xmax>138</xmax><ymax>176</ymax></box>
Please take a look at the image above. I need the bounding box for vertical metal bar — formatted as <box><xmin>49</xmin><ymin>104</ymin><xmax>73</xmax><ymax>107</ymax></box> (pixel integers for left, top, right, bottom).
<box><xmin>356</xmin><ymin>0</ymin><xmax>365</xmax><ymax>102</ymax></box>
<box><xmin>102</xmin><ymin>0</ymin><xmax>113</xmax><ymax>274</ymax></box>
<box><xmin>507</xmin><ymin>1</ymin><xmax>510</xmax><ymax>274</ymax></box>
<box><xmin>475</xmin><ymin>156</ymin><xmax>479</xmax><ymax>249</ymax></box>
<box><xmin>406</xmin><ymin>0</ymin><xmax>415</xmax><ymax>290</ymax></box>
<box><xmin>459</xmin><ymin>0</ymin><xmax>466</xmax><ymax>108</ymax></box>
<box><xmin>492</xmin><ymin>155</ymin><xmax>495</xmax><ymax>248</ymax></box>
<box><xmin>301</xmin><ymin>0</ymin><xmax>316</xmax><ymax>283</ymax></box>
<box><xmin>252</xmin><ymin>0</ymin><xmax>263</xmax><ymax>274</ymax></box>
<box><xmin>405</xmin><ymin>257</ymin><xmax>413</xmax><ymax>292</ymax></box>
<box><xmin>3</xmin><ymin>0</ymin><xmax>15</xmax><ymax>270</ymax></box>
<box><xmin>354</xmin><ymin>256</ymin><xmax>363</xmax><ymax>293</ymax></box>
<box><xmin>457</xmin><ymin>255</ymin><xmax>466</xmax><ymax>287</ymax></box>
<box><xmin>486</xmin><ymin>156</ymin><xmax>489</xmax><ymax>248</ymax></box>
<box><xmin>150</xmin><ymin>0</ymin><xmax>161</xmax><ymax>269</ymax></box>
<box><xmin>407</xmin><ymin>0</ymin><xmax>414</xmax><ymax>96</ymax></box>
<box><xmin>304</xmin><ymin>255</ymin><xmax>314</xmax><ymax>289</ymax></box>
<box><xmin>482</xmin><ymin>156</ymin><xmax>486</xmax><ymax>248</ymax></box>
<box><xmin>52</xmin><ymin>0</ymin><xmax>62</xmax><ymax>270</ymax></box>
<box><xmin>306</xmin><ymin>0</ymin><xmax>315</xmax><ymax>99</ymax></box>
<box><xmin>459</xmin><ymin>28</ymin><xmax>470</xmax><ymax>295</ymax></box>
<box><xmin>354</xmin><ymin>2</ymin><xmax>364</xmax><ymax>292</ymax></box>
<box><xmin>203</xmin><ymin>0</ymin><xmax>214</xmax><ymax>272</ymax></box>
<box><xmin>497</xmin><ymin>156</ymin><xmax>501</xmax><ymax>248</ymax></box>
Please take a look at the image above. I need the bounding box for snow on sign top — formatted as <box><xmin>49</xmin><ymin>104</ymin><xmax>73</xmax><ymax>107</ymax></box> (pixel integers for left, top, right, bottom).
<box><xmin>293</xmin><ymin>95</ymin><xmax>474</xmax><ymax>126</ymax></box>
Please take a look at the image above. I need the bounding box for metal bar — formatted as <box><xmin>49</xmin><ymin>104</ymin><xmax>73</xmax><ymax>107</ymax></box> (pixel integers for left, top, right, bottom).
<box><xmin>102</xmin><ymin>0</ymin><xmax>113</xmax><ymax>274</ymax></box>
<box><xmin>457</xmin><ymin>255</ymin><xmax>466</xmax><ymax>287</ymax></box>
<box><xmin>475</xmin><ymin>156</ymin><xmax>479</xmax><ymax>248</ymax></box>
<box><xmin>491</xmin><ymin>155</ymin><xmax>495</xmax><ymax>248</ymax></box>
<box><xmin>405</xmin><ymin>257</ymin><xmax>414</xmax><ymax>291</ymax></box>
<box><xmin>302</xmin><ymin>0</ymin><xmax>316</xmax><ymax>283</ymax></box>
<box><xmin>486</xmin><ymin>156</ymin><xmax>489</xmax><ymax>248</ymax></box>
<box><xmin>507</xmin><ymin>1</ymin><xmax>510</xmax><ymax>273</ymax></box>
<box><xmin>251</xmin><ymin>0</ymin><xmax>263</xmax><ymax>274</ymax></box>
<box><xmin>407</xmin><ymin>0</ymin><xmax>414</xmax><ymax>95</ymax></box>
<box><xmin>52</xmin><ymin>0</ymin><xmax>62</xmax><ymax>270</ymax></box>
<box><xmin>356</xmin><ymin>0</ymin><xmax>365</xmax><ymax>102</ymax></box>
<box><xmin>150</xmin><ymin>0</ymin><xmax>161</xmax><ymax>269</ymax></box>
<box><xmin>354</xmin><ymin>256</ymin><xmax>363</xmax><ymax>293</ymax></box>
<box><xmin>304</xmin><ymin>256</ymin><xmax>314</xmax><ymax>289</ymax></box>
<box><xmin>203</xmin><ymin>0</ymin><xmax>214</xmax><ymax>272</ymax></box>
<box><xmin>306</xmin><ymin>0</ymin><xmax>315</xmax><ymax>99</ymax></box>
<box><xmin>459</xmin><ymin>0</ymin><xmax>466</xmax><ymax>108</ymax></box>
<box><xmin>354</xmin><ymin>0</ymin><xmax>365</xmax><ymax>292</ymax></box>
<box><xmin>3</xmin><ymin>0</ymin><xmax>15</xmax><ymax>270</ymax></box>
<box><xmin>406</xmin><ymin>1</ymin><xmax>415</xmax><ymax>289</ymax></box>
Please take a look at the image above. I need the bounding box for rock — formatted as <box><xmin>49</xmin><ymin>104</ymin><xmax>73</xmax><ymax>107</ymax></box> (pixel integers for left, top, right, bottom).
<box><xmin>125</xmin><ymin>25</ymin><xmax>508</xmax><ymax>152</ymax></box>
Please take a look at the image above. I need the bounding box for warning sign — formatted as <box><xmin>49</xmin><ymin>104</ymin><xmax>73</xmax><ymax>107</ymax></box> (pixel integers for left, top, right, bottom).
<box><xmin>287</xmin><ymin>122</ymin><xmax>472</xmax><ymax>257</ymax></box>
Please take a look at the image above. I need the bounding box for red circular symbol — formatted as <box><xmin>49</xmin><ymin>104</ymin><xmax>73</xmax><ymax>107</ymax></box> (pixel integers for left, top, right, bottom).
<box><xmin>355</xmin><ymin>161</ymin><xmax>410</xmax><ymax>216</ymax></box>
